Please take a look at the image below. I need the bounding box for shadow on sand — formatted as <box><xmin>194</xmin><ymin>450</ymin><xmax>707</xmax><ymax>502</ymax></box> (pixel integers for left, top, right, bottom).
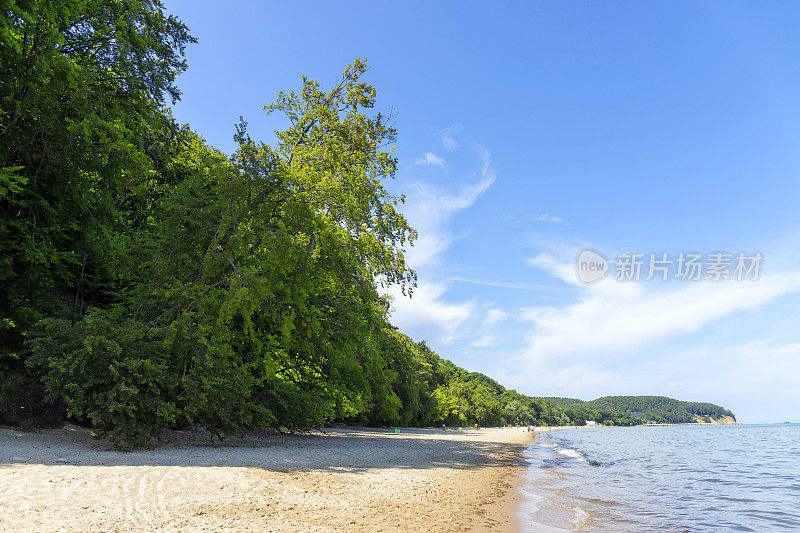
<box><xmin>0</xmin><ymin>424</ymin><xmax>529</xmax><ymax>474</ymax></box>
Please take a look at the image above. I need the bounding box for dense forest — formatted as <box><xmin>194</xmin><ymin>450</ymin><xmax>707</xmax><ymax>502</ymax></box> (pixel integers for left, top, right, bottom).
<box><xmin>0</xmin><ymin>1</ymin><xmax>733</xmax><ymax>446</ymax></box>
<box><xmin>540</xmin><ymin>396</ymin><xmax>736</xmax><ymax>424</ymax></box>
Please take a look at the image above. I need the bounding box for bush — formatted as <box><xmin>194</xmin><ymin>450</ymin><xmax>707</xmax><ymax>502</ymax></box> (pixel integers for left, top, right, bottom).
<box><xmin>28</xmin><ymin>312</ymin><xmax>178</xmax><ymax>447</ymax></box>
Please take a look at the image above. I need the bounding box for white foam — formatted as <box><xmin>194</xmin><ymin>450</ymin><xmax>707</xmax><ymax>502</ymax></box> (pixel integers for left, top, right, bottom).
<box><xmin>570</xmin><ymin>506</ymin><xmax>589</xmax><ymax>529</ymax></box>
<box><xmin>517</xmin><ymin>487</ymin><xmax>543</xmax><ymax>513</ymax></box>
<box><xmin>557</xmin><ymin>447</ymin><xmax>582</xmax><ymax>458</ymax></box>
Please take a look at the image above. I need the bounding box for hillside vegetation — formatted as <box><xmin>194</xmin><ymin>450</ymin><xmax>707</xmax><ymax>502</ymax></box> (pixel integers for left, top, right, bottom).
<box><xmin>540</xmin><ymin>396</ymin><xmax>736</xmax><ymax>425</ymax></box>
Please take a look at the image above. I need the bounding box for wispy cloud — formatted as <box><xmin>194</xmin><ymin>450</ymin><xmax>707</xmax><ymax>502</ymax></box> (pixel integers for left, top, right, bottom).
<box><xmin>471</xmin><ymin>335</ymin><xmax>498</xmax><ymax>348</ymax></box>
<box><xmin>521</xmin><ymin>253</ymin><xmax>800</xmax><ymax>363</ymax></box>
<box><xmin>430</xmin><ymin>274</ymin><xmax>570</xmax><ymax>293</ymax></box>
<box><xmin>416</xmin><ymin>152</ymin><xmax>445</xmax><ymax>167</ymax></box>
<box><xmin>388</xmin><ymin>280</ymin><xmax>476</xmax><ymax>345</ymax></box>
<box><xmin>483</xmin><ymin>307</ymin><xmax>510</xmax><ymax>327</ymax></box>
<box><xmin>533</xmin><ymin>213</ymin><xmax>568</xmax><ymax>224</ymax></box>
<box><xmin>441</xmin><ymin>124</ymin><xmax>463</xmax><ymax>151</ymax></box>
<box><xmin>389</xmin><ymin>148</ymin><xmax>497</xmax><ymax>346</ymax></box>
<box><xmin>401</xmin><ymin>152</ymin><xmax>496</xmax><ymax>268</ymax></box>
<box><xmin>525</xmin><ymin>252</ymin><xmax>580</xmax><ymax>285</ymax></box>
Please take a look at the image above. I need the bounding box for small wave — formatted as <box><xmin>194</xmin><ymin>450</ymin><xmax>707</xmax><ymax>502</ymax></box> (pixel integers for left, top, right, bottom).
<box><xmin>517</xmin><ymin>487</ymin><xmax>543</xmax><ymax>514</ymax></box>
<box><xmin>556</xmin><ymin>447</ymin><xmax>591</xmax><ymax>463</ymax></box>
<box><xmin>570</xmin><ymin>506</ymin><xmax>589</xmax><ymax>529</ymax></box>
<box><xmin>717</xmin><ymin>496</ymin><xmax>758</xmax><ymax>503</ymax></box>
<box><xmin>557</xmin><ymin>447</ymin><xmax>583</xmax><ymax>459</ymax></box>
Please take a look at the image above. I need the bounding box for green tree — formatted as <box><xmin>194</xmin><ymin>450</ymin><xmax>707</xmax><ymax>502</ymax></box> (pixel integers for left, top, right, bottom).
<box><xmin>27</xmin><ymin>59</ymin><xmax>418</xmax><ymax>445</ymax></box>
<box><xmin>1</xmin><ymin>0</ymin><xmax>194</xmax><ymax>425</ymax></box>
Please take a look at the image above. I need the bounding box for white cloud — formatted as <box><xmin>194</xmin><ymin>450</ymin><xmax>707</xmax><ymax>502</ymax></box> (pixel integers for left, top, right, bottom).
<box><xmin>441</xmin><ymin>124</ymin><xmax>463</xmax><ymax>150</ymax></box>
<box><xmin>533</xmin><ymin>213</ymin><xmax>567</xmax><ymax>224</ymax></box>
<box><xmin>515</xmin><ymin>249</ymin><xmax>800</xmax><ymax>402</ymax></box>
<box><xmin>471</xmin><ymin>335</ymin><xmax>498</xmax><ymax>348</ymax></box>
<box><xmin>525</xmin><ymin>252</ymin><xmax>580</xmax><ymax>285</ymax></box>
<box><xmin>521</xmin><ymin>264</ymin><xmax>800</xmax><ymax>364</ymax></box>
<box><xmin>416</xmin><ymin>152</ymin><xmax>445</xmax><ymax>167</ymax></box>
<box><xmin>483</xmin><ymin>307</ymin><xmax>510</xmax><ymax>327</ymax></box>
<box><xmin>388</xmin><ymin>280</ymin><xmax>476</xmax><ymax>346</ymax></box>
<box><xmin>431</xmin><ymin>274</ymin><xmax>570</xmax><ymax>293</ymax></box>
<box><xmin>494</xmin><ymin>242</ymin><xmax>800</xmax><ymax>420</ymax></box>
<box><xmin>388</xmin><ymin>148</ymin><xmax>497</xmax><ymax>347</ymax></box>
<box><xmin>401</xmin><ymin>152</ymin><xmax>496</xmax><ymax>269</ymax></box>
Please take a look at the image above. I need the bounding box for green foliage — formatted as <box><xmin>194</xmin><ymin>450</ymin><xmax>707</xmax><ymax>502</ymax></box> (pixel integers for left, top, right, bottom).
<box><xmin>540</xmin><ymin>395</ymin><xmax>735</xmax><ymax>425</ymax></box>
<box><xmin>1</xmin><ymin>1</ymin><xmax>424</xmax><ymax>443</ymax></box>
<box><xmin>0</xmin><ymin>1</ymin><xmax>735</xmax><ymax>446</ymax></box>
<box><xmin>28</xmin><ymin>312</ymin><xmax>178</xmax><ymax>447</ymax></box>
<box><xmin>581</xmin><ymin>396</ymin><xmax>734</xmax><ymax>424</ymax></box>
<box><xmin>1</xmin><ymin>0</ymin><xmax>194</xmax><ymax>429</ymax></box>
<box><xmin>539</xmin><ymin>397</ymin><xmax>587</xmax><ymax>408</ymax></box>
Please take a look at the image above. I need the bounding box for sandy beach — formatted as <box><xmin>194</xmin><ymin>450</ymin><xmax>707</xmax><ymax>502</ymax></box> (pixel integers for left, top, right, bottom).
<box><xmin>0</xmin><ymin>424</ymin><xmax>533</xmax><ymax>532</ymax></box>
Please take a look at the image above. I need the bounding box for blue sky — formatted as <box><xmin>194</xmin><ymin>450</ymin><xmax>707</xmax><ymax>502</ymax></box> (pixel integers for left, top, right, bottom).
<box><xmin>165</xmin><ymin>1</ymin><xmax>800</xmax><ymax>423</ymax></box>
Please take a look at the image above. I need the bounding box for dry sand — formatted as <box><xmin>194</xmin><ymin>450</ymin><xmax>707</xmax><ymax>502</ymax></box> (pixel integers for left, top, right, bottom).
<box><xmin>0</xmin><ymin>424</ymin><xmax>534</xmax><ymax>532</ymax></box>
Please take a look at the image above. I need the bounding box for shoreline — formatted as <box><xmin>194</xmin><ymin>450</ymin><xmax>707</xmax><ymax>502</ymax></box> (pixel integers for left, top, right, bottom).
<box><xmin>0</xmin><ymin>424</ymin><xmax>534</xmax><ymax>532</ymax></box>
<box><xmin>474</xmin><ymin>429</ymin><xmax>536</xmax><ymax>532</ymax></box>
<box><xmin>495</xmin><ymin>445</ymin><xmax>533</xmax><ymax>533</ymax></box>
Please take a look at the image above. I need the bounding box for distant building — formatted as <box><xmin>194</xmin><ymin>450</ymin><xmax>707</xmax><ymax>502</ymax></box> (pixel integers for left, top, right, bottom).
<box><xmin>585</xmin><ymin>420</ymin><xmax>598</xmax><ymax>426</ymax></box>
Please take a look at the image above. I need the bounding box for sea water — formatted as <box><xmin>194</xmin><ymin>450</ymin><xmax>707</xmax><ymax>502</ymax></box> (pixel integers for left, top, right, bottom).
<box><xmin>518</xmin><ymin>424</ymin><xmax>800</xmax><ymax>532</ymax></box>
